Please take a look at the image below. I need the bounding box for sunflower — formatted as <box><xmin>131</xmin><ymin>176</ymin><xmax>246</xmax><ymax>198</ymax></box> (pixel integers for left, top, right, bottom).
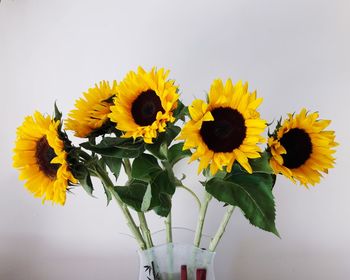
<box><xmin>178</xmin><ymin>79</ymin><xmax>266</xmax><ymax>175</ymax></box>
<box><xmin>65</xmin><ymin>80</ymin><xmax>118</xmax><ymax>137</ymax></box>
<box><xmin>13</xmin><ymin>111</ymin><xmax>77</xmax><ymax>205</ymax></box>
<box><xmin>109</xmin><ymin>67</ymin><xmax>179</xmax><ymax>144</ymax></box>
<box><xmin>268</xmin><ymin>109</ymin><xmax>337</xmax><ymax>186</ymax></box>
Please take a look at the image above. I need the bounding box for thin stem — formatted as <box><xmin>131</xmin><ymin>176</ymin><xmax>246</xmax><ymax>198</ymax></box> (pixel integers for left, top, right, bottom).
<box><xmin>165</xmin><ymin>212</ymin><xmax>173</xmax><ymax>243</ymax></box>
<box><xmin>208</xmin><ymin>205</ymin><xmax>235</xmax><ymax>252</ymax></box>
<box><xmin>138</xmin><ymin>212</ymin><xmax>154</xmax><ymax>249</ymax></box>
<box><xmin>193</xmin><ymin>191</ymin><xmax>212</xmax><ymax>248</ymax></box>
<box><xmin>177</xmin><ymin>184</ymin><xmax>201</xmax><ymax>209</ymax></box>
<box><xmin>94</xmin><ymin>164</ymin><xmax>146</xmax><ymax>250</ymax></box>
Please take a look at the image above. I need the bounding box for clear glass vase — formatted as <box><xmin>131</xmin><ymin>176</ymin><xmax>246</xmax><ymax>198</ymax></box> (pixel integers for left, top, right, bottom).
<box><xmin>138</xmin><ymin>243</ymin><xmax>215</xmax><ymax>280</ymax></box>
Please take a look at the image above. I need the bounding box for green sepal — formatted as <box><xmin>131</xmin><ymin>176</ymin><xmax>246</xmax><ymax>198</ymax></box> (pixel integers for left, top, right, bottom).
<box><xmin>206</xmin><ymin>172</ymin><xmax>279</xmax><ymax>237</ymax></box>
<box><xmin>167</xmin><ymin>142</ymin><xmax>192</xmax><ymax>166</ymax></box>
<box><xmin>131</xmin><ymin>154</ymin><xmax>163</xmax><ymax>182</ymax></box>
<box><xmin>81</xmin><ymin>137</ymin><xmax>145</xmax><ymax>158</ymax></box>
<box><xmin>54</xmin><ymin>102</ymin><xmax>62</xmax><ymax>122</ymax></box>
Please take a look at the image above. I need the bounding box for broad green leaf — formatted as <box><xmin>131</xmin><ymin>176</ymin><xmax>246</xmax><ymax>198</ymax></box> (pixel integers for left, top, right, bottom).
<box><xmin>149</xmin><ymin>170</ymin><xmax>176</xmax><ymax>217</ymax></box>
<box><xmin>131</xmin><ymin>154</ymin><xmax>162</xmax><ymax>182</ymax></box>
<box><xmin>141</xmin><ymin>184</ymin><xmax>152</xmax><ymax>212</ymax></box>
<box><xmin>102</xmin><ymin>156</ymin><xmax>122</xmax><ymax>180</ymax></box>
<box><xmin>167</xmin><ymin>142</ymin><xmax>192</xmax><ymax>166</ymax></box>
<box><xmin>113</xmin><ymin>181</ymin><xmax>148</xmax><ymax>211</ymax></box>
<box><xmin>153</xmin><ymin>193</ymin><xmax>172</xmax><ymax>217</ymax></box>
<box><xmin>151</xmin><ymin>170</ymin><xmax>176</xmax><ymax>196</ymax></box>
<box><xmin>206</xmin><ymin>174</ymin><xmax>279</xmax><ymax>236</ymax></box>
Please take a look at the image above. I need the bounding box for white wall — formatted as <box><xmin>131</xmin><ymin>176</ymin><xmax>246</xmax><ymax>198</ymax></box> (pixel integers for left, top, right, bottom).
<box><xmin>0</xmin><ymin>0</ymin><xmax>349</xmax><ymax>279</ymax></box>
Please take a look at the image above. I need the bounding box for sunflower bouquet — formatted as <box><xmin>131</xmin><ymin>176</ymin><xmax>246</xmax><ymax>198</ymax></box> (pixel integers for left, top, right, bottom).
<box><xmin>13</xmin><ymin>67</ymin><xmax>337</xmax><ymax>278</ymax></box>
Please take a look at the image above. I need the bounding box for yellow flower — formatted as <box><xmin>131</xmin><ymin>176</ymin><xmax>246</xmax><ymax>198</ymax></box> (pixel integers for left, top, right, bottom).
<box><xmin>66</xmin><ymin>81</ymin><xmax>117</xmax><ymax>137</ymax></box>
<box><xmin>268</xmin><ymin>109</ymin><xmax>337</xmax><ymax>186</ymax></box>
<box><xmin>13</xmin><ymin>111</ymin><xmax>77</xmax><ymax>205</ymax></box>
<box><xmin>178</xmin><ymin>79</ymin><xmax>266</xmax><ymax>175</ymax></box>
<box><xmin>109</xmin><ymin>67</ymin><xmax>179</xmax><ymax>144</ymax></box>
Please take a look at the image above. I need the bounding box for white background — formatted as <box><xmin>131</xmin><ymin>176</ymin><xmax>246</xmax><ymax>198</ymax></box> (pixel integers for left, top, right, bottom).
<box><xmin>0</xmin><ymin>0</ymin><xmax>349</xmax><ymax>279</ymax></box>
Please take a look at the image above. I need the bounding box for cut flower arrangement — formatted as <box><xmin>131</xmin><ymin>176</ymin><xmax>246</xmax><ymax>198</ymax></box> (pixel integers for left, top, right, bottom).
<box><xmin>13</xmin><ymin>67</ymin><xmax>338</xmax><ymax>280</ymax></box>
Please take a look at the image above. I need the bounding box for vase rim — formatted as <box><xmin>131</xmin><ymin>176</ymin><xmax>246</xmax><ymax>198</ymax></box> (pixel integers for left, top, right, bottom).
<box><xmin>137</xmin><ymin>242</ymin><xmax>217</xmax><ymax>255</ymax></box>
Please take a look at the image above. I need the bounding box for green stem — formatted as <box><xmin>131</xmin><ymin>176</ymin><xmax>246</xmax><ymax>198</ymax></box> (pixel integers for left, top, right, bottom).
<box><xmin>138</xmin><ymin>212</ymin><xmax>154</xmax><ymax>249</ymax></box>
<box><xmin>95</xmin><ymin>164</ymin><xmax>147</xmax><ymax>250</ymax></box>
<box><xmin>177</xmin><ymin>184</ymin><xmax>201</xmax><ymax>209</ymax></box>
<box><xmin>208</xmin><ymin>205</ymin><xmax>235</xmax><ymax>252</ymax></box>
<box><xmin>165</xmin><ymin>212</ymin><xmax>173</xmax><ymax>243</ymax></box>
<box><xmin>193</xmin><ymin>191</ymin><xmax>212</xmax><ymax>248</ymax></box>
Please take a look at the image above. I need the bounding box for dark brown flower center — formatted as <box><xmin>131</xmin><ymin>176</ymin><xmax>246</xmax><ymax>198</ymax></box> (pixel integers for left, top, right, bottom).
<box><xmin>131</xmin><ymin>90</ymin><xmax>165</xmax><ymax>126</ymax></box>
<box><xmin>280</xmin><ymin>128</ymin><xmax>312</xmax><ymax>169</ymax></box>
<box><xmin>200</xmin><ymin>107</ymin><xmax>247</xmax><ymax>153</ymax></box>
<box><xmin>36</xmin><ymin>136</ymin><xmax>60</xmax><ymax>179</ymax></box>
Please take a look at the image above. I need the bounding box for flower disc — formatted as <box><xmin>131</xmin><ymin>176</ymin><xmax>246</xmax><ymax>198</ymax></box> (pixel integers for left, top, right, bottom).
<box><xmin>178</xmin><ymin>79</ymin><xmax>267</xmax><ymax>175</ymax></box>
<box><xmin>13</xmin><ymin>112</ymin><xmax>77</xmax><ymax>205</ymax></box>
<box><xmin>65</xmin><ymin>81</ymin><xmax>117</xmax><ymax>137</ymax></box>
<box><xmin>268</xmin><ymin>109</ymin><xmax>337</xmax><ymax>186</ymax></box>
<box><xmin>109</xmin><ymin>67</ymin><xmax>179</xmax><ymax>144</ymax></box>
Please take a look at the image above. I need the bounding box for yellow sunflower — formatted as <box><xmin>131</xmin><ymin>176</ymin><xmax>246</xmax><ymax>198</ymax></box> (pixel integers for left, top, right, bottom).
<box><xmin>109</xmin><ymin>67</ymin><xmax>179</xmax><ymax>144</ymax></box>
<box><xmin>13</xmin><ymin>111</ymin><xmax>77</xmax><ymax>205</ymax></box>
<box><xmin>268</xmin><ymin>108</ymin><xmax>337</xmax><ymax>186</ymax></box>
<box><xmin>65</xmin><ymin>80</ymin><xmax>118</xmax><ymax>137</ymax></box>
<box><xmin>178</xmin><ymin>79</ymin><xmax>266</xmax><ymax>175</ymax></box>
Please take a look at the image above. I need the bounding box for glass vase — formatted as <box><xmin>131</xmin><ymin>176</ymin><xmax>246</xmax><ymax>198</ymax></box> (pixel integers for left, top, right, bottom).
<box><xmin>138</xmin><ymin>243</ymin><xmax>215</xmax><ymax>280</ymax></box>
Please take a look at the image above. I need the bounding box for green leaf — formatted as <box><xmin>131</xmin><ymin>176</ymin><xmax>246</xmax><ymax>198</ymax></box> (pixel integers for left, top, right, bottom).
<box><xmin>164</xmin><ymin>125</ymin><xmax>181</xmax><ymax>145</ymax></box>
<box><xmin>131</xmin><ymin>154</ymin><xmax>162</xmax><ymax>182</ymax></box>
<box><xmin>151</xmin><ymin>170</ymin><xmax>176</xmax><ymax>196</ymax></box>
<box><xmin>102</xmin><ymin>182</ymin><xmax>112</xmax><ymax>205</ymax></box>
<box><xmin>141</xmin><ymin>184</ymin><xmax>152</xmax><ymax>212</ymax></box>
<box><xmin>102</xmin><ymin>156</ymin><xmax>122</xmax><ymax>180</ymax></box>
<box><xmin>145</xmin><ymin>141</ymin><xmax>168</xmax><ymax>160</ymax></box>
<box><xmin>149</xmin><ymin>170</ymin><xmax>176</xmax><ymax>217</ymax></box>
<box><xmin>206</xmin><ymin>174</ymin><xmax>279</xmax><ymax>236</ymax></box>
<box><xmin>173</xmin><ymin>100</ymin><xmax>188</xmax><ymax>121</ymax></box>
<box><xmin>81</xmin><ymin>137</ymin><xmax>145</xmax><ymax>158</ymax></box>
<box><xmin>113</xmin><ymin>181</ymin><xmax>148</xmax><ymax>211</ymax></box>
<box><xmin>249</xmin><ymin>151</ymin><xmax>274</xmax><ymax>174</ymax></box>
<box><xmin>145</xmin><ymin>124</ymin><xmax>181</xmax><ymax>159</ymax></box>
<box><xmin>167</xmin><ymin>142</ymin><xmax>192</xmax><ymax>166</ymax></box>
<box><xmin>72</xmin><ymin>165</ymin><xmax>94</xmax><ymax>197</ymax></box>
<box><xmin>153</xmin><ymin>193</ymin><xmax>172</xmax><ymax>217</ymax></box>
